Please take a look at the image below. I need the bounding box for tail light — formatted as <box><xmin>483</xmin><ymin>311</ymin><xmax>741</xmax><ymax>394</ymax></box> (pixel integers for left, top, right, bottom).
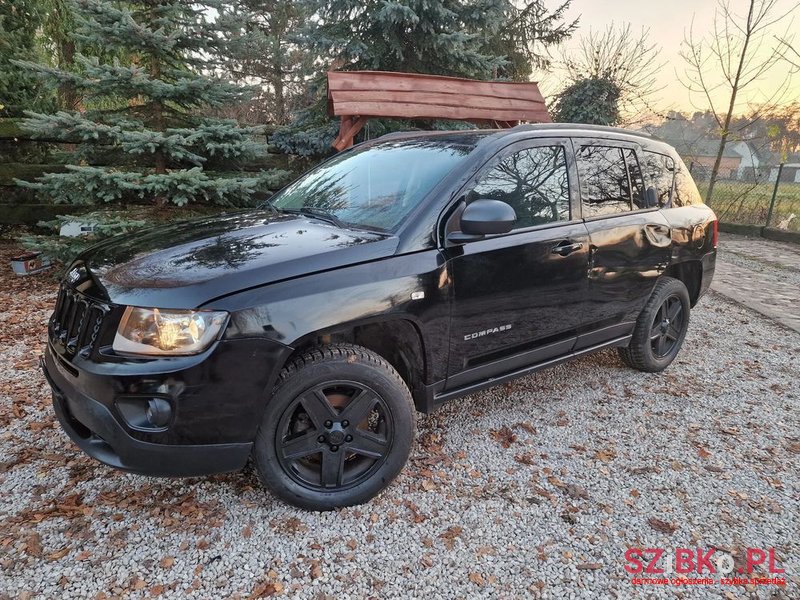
<box><xmin>711</xmin><ymin>218</ymin><xmax>719</xmax><ymax>248</ymax></box>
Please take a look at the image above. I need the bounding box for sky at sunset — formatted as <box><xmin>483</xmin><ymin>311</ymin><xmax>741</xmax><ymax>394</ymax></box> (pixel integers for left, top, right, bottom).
<box><xmin>535</xmin><ymin>0</ymin><xmax>799</xmax><ymax>116</ymax></box>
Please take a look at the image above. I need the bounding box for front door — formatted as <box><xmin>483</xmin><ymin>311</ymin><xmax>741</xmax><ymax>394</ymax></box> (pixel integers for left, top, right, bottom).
<box><xmin>442</xmin><ymin>140</ymin><xmax>590</xmax><ymax>389</ymax></box>
<box><xmin>573</xmin><ymin>142</ymin><xmax>672</xmax><ymax>348</ymax></box>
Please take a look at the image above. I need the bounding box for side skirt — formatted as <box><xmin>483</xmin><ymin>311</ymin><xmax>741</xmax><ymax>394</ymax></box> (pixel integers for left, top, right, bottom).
<box><xmin>420</xmin><ymin>334</ymin><xmax>632</xmax><ymax>413</ymax></box>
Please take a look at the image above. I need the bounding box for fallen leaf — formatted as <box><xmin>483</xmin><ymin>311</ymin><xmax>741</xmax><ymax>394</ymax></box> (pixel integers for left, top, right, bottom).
<box><xmin>647</xmin><ymin>517</ymin><xmax>679</xmax><ymax>534</ymax></box>
<box><xmin>576</xmin><ymin>562</ymin><xmax>603</xmax><ymax>570</ymax></box>
<box><xmin>593</xmin><ymin>449</ymin><xmax>617</xmax><ymax>463</ymax></box>
<box><xmin>563</xmin><ymin>484</ymin><xmax>589</xmax><ymax>500</ymax></box>
<box><xmin>25</xmin><ymin>533</ymin><xmax>42</xmax><ymax>557</ymax></box>
<box><xmin>159</xmin><ymin>556</ymin><xmax>174</xmax><ymax>569</ymax></box>
<box><xmin>310</xmin><ymin>561</ymin><xmax>322</xmax><ymax>579</ymax></box>
<box><xmin>516</xmin><ymin>422</ymin><xmax>537</xmax><ymax>435</ymax></box>
<box><xmin>514</xmin><ymin>453</ymin><xmax>536</xmax><ymax>465</ymax></box>
<box><xmin>47</xmin><ymin>546</ymin><xmax>71</xmax><ymax>560</ymax></box>
<box><xmin>468</xmin><ymin>572</ymin><xmax>485</xmax><ymax>585</ymax></box>
<box><xmin>489</xmin><ymin>426</ymin><xmax>517</xmax><ymax>448</ymax></box>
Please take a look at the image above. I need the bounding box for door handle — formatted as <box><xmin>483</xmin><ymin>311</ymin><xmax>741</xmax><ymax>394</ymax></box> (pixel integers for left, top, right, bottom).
<box><xmin>551</xmin><ymin>241</ymin><xmax>584</xmax><ymax>256</ymax></box>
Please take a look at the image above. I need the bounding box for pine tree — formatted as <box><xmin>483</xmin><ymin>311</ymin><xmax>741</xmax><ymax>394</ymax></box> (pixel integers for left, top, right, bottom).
<box><xmin>218</xmin><ymin>0</ymin><xmax>317</xmax><ymax>125</ymax></box>
<box><xmin>274</xmin><ymin>0</ymin><xmax>576</xmax><ymax>156</ymax></box>
<box><xmin>0</xmin><ymin>0</ymin><xmax>55</xmax><ymax>117</ymax></box>
<box><xmin>306</xmin><ymin>0</ymin><xmax>506</xmax><ymax>80</ymax></box>
<box><xmin>15</xmin><ymin>0</ymin><xmax>289</xmax><ymax>208</ymax></box>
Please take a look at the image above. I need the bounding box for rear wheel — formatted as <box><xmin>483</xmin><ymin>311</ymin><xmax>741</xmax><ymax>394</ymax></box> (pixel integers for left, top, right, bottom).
<box><xmin>618</xmin><ymin>277</ymin><xmax>691</xmax><ymax>372</ymax></box>
<box><xmin>253</xmin><ymin>344</ymin><xmax>415</xmax><ymax>510</ymax></box>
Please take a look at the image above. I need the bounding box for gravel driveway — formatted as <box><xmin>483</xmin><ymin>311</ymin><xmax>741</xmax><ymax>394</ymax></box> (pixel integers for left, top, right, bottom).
<box><xmin>0</xmin><ymin>241</ymin><xmax>798</xmax><ymax>599</ymax></box>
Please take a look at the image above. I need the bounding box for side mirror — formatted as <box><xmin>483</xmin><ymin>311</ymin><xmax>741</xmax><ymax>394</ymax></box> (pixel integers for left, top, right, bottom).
<box><xmin>454</xmin><ymin>199</ymin><xmax>517</xmax><ymax>241</ymax></box>
<box><xmin>645</xmin><ymin>187</ymin><xmax>659</xmax><ymax>208</ymax></box>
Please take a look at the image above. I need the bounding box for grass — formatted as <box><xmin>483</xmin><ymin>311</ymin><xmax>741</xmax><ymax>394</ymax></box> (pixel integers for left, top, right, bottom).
<box><xmin>698</xmin><ymin>180</ymin><xmax>800</xmax><ymax>231</ymax></box>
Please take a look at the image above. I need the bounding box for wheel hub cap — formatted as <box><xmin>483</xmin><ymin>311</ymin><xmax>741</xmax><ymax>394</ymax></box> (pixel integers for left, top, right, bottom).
<box><xmin>327</xmin><ymin>425</ymin><xmax>346</xmax><ymax>446</ymax></box>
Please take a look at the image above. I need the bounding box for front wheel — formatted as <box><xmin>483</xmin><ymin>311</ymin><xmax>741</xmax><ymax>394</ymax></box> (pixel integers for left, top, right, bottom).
<box><xmin>618</xmin><ymin>276</ymin><xmax>691</xmax><ymax>372</ymax></box>
<box><xmin>253</xmin><ymin>344</ymin><xmax>415</xmax><ymax>510</ymax></box>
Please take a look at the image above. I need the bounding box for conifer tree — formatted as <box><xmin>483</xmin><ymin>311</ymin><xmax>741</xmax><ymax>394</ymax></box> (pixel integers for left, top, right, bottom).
<box><xmin>0</xmin><ymin>0</ymin><xmax>54</xmax><ymax>117</ymax></box>
<box><xmin>274</xmin><ymin>0</ymin><xmax>576</xmax><ymax>156</ymax></box>
<box><xmin>15</xmin><ymin>0</ymin><xmax>288</xmax><ymax>208</ymax></box>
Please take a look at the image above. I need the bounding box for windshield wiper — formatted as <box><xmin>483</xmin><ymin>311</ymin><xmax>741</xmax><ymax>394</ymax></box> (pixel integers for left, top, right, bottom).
<box><xmin>281</xmin><ymin>207</ymin><xmax>347</xmax><ymax>229</ymax></box>
<box><xmin>256</xmin><ymin>192</ymin><xmax>280</xmax><ymax>217</ymax></box>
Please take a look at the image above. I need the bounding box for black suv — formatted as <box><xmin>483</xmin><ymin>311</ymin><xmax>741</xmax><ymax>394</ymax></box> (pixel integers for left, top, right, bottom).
<box><xmin>42</xmin><ymin>124</ymin><xmax>717</xmax><ymax>510</ymax></box>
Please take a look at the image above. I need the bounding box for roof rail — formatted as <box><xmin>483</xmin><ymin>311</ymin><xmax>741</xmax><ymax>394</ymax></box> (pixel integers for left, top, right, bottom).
<box><xmin>509</xmin><ymin>122</ymin><xmax>652</xmax><ymax>139</ymax></box>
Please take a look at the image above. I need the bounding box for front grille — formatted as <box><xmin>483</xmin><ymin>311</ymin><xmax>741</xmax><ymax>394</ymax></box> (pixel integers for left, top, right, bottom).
<box><xmin>50</xmin><ymin>285</ymin><xmax>109</xmax><ymax>359</ymax></box>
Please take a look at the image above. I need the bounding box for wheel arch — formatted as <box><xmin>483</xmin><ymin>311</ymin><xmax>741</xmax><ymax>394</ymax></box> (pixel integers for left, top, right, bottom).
<box><xmin>663</xmin><ymin>260</ymin><xmax>703</xmax><ymax>306</ymax></box>
<box><xmin>284</xmin><ymin>317</ymin><xmax>429</xmax><ymax>412</ymax></box>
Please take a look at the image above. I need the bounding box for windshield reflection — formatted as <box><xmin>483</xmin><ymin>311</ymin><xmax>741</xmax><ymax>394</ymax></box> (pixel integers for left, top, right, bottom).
<box><xmin>271</xmin><ymin>139</ymin><xmax>476</xmax><ymax>231</ymax></box>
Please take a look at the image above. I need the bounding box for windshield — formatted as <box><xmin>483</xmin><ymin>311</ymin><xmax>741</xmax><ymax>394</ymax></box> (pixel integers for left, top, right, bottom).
<box><xmin>270</xmin><ymin>139</ymin><xmax>475</xmax><ymax>231</ymax></box>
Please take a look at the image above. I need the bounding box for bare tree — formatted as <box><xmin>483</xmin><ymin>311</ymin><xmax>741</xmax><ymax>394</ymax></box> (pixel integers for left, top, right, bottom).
<box><xmin>559</xmin><ymin>23</ymin><xmax>665</xmax><ymax>125</ymax></box>
<box><xmin>679</xmin><ymin>0</ymin><xmax>798</xmax><ymax>205</ymax></box>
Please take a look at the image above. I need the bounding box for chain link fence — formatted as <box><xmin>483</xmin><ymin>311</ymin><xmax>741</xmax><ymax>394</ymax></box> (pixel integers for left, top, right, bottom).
<box><xmin>687</xmin><ymin>160</ymin><xmax>799</xmax><ymax>232</ymax></box>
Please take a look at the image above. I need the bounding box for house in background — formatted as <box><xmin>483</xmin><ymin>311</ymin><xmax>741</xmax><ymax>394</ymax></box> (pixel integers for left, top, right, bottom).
<box><xmin>768</xmin><ymin>163</ymin><xmax>800</xmax><ymax>183</ymax></box>
<box><xmin>661</xmin><ymin>137</ymin><xmax>764</xmax><ymax>181</ymax></box>
<box><xmin>642</xmin><ymin>115</ymin><xmax>772</xmax><ymax>182</ymax></box>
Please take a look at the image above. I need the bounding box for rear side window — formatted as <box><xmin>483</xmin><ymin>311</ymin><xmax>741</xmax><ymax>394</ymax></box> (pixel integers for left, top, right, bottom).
<box><xmin>642</xmin><ymin>151</ymin><xmax>675</xmax><ymax>207</ymax></box>
<box><xmin>576</xmin><ymin>145</ymin><xmax>633</xmax><ymax>217</ymax></box>
<box><xmin>625</xmin><ymin>148</ymin><xmax>646</xmax><ymax>209</ymax></box>
<box><xmin>673</xmin><ymin>162</ymin><xmax>705</xmax><ymax>207</ymax></box>
<box><xmin>470</xmin><ymin>145</ymin><xmax>570</xmax><ymax>229</ymax></box>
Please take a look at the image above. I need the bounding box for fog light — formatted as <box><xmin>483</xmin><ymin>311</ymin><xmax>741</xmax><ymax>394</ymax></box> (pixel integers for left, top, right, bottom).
<box><xmin>145</xmin><ymin>398</ymin><xmax>172</xmax><ymax>427</ymax></box>
<box><xmin>116</xmin><ymin>396</ymin><xmax>172</xmax><ymax>431</ymax></box>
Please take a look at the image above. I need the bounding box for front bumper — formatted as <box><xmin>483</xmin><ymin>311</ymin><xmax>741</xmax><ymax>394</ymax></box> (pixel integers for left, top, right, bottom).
<box><xmin>42</xmin><ymin>337</ymin><xmax>290</xmax><ymax>477</ymax></box>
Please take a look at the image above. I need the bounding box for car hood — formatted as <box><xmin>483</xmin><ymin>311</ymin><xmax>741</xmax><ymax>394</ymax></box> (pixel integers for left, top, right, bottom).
<box><xmin>76</xmin><ymin>211</ymin><xmax>398</xmax><ymax>307</ymax></box>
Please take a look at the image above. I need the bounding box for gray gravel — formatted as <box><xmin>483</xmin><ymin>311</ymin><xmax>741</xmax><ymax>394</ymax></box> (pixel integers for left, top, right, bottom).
<box><xmin>1</xmin><ymin>280</ymin><xmax>798</xmax><ymax>599</ymax></box>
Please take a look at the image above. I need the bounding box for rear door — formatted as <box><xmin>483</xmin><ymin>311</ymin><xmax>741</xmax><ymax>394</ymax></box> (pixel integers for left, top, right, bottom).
<box><xmin>574</xmin><ymin>140</ymin><xmax>672</xmax><ymax>348</ymax></box>
<box><xmin>442</xmin><ymin>139</ymin><xmax>590</xmax><ymax>389</ymax></box>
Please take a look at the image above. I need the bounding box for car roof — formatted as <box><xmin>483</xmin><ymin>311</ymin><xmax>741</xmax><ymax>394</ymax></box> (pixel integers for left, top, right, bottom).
<box><xmin>374</xmin><ymin>123</ymin><xmax>676</xmax><ymax>155</ymax></box>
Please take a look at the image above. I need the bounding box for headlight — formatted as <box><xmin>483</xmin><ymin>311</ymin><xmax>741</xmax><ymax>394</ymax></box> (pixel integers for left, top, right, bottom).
<box><xmin>113</xmin><ymin>307</ymin><xmax>228</xmax><ymax>356</ymax></box>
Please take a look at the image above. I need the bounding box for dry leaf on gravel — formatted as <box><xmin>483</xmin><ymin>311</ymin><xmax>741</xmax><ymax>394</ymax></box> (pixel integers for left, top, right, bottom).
<box><xmin>489</xmin><ymin>426</ymin><xmax>517</xmax><ymax>448</ymax></box>
<box><xmin>647</xmin><ymin>517</ymin><xmax>679</xmax><ymax>534</ymax></box>
<box><xmin>563</xmin><ymin>484</ymin><xmax>589</xmax><ymax>500</ymax></box>
<box><xmin>439</xmin><ymin>526</ymin><xmax>463</xmax><ymax>550</ymax></box>
<box><xmin>515</xmin><ymin>422</ymin><xmax>537</xmax><ymax>435</ymax></box>
<box><xmin>309</xmin><ymin>560</ymin><xmax>322</xmax><ymax>579</ymax></box>
<box><xmin>514</xmin><ymin>453</ymin><xmax>536</xmax><ymax>465</ymax></box>
<box><xmin>593</xmin><ymin>449</ymin><xmax>617</xmax><ymax>462</ymax></box>
<box><xmin>697</xmin><ymin>446</ymin><xmax>712</xmax><ymax>458</ymax></box>
<box><xmin>47</xmin><ymin>546</ymin><xmax>70</xmax><ymax>561</ymax></box>
<box><xmin>24</xmin><ymin>533</ymin><xmax>42</xmax><ymax>557</ymax></box>
<box><xmin>468</xmin><ymin>572</ymin><xmax>485</xmax><ymax>585</ymax></box>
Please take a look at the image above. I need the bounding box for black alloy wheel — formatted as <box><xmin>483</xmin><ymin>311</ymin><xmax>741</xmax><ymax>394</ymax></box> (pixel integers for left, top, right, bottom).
<box><xmin>618</xmin><ymin>276</ymin><xmax>691</xmax><ymax>372</ymax></box>
<box><xmin>650</xmin><ymin>295</ymin><xmax>685</xmax><ymax>358</ymax></box>
<box><xmin>276</xmin><ymin>381</ymin><xmax>393</xmax><ymax>491</ymax></box>
<box><xmin>253</xmin><ymin>344</ymin><xmax>415</xmax><ymax>510</ymax></box>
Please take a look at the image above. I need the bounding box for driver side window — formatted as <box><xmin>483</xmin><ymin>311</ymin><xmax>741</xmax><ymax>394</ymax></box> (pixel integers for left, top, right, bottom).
<box><xmin>469</xmin><ymin>145</ymin><xmax>571</xmax><ymax>230</ymax></box>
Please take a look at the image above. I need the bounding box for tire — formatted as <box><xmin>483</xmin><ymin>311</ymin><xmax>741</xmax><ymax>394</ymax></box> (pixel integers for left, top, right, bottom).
<box><xmin>253</xmin><ymin>343</ymin><xmax>415</xmax><ymax>510</ymax></box>
<box><xmin>618</xmin><ymin>276</ymin><xmax>691</xmax><ymax>373</ymax></box>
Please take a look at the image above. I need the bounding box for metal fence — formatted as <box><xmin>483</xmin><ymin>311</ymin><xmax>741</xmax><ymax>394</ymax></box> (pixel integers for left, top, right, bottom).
<box><xmin>687</xmin><ymin>161</ymin><xmax>799</xmax><ymax>232</ymax></box>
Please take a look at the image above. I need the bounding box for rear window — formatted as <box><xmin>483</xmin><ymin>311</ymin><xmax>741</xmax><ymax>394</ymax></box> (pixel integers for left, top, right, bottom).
<box><xmin>673</xmin><ymin>162</ymin><xmax>705</xmax><ymax>207</ymax></box>
<box><xmin>576</xmin><ymin>145</ymin><xmax>644</xmax><ymax>217</ymax></box>
<box><xmin>642</xmin><ymin>151</ymin><xmax>675</xmax><ymax>207</ymax></box>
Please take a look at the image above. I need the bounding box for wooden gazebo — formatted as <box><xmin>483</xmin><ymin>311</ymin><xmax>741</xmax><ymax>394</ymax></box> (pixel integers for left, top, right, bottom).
<box><xmin>327</xmin><ymin>71</ymin><xmax>551</xmax><ymax>151</ymax></box>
